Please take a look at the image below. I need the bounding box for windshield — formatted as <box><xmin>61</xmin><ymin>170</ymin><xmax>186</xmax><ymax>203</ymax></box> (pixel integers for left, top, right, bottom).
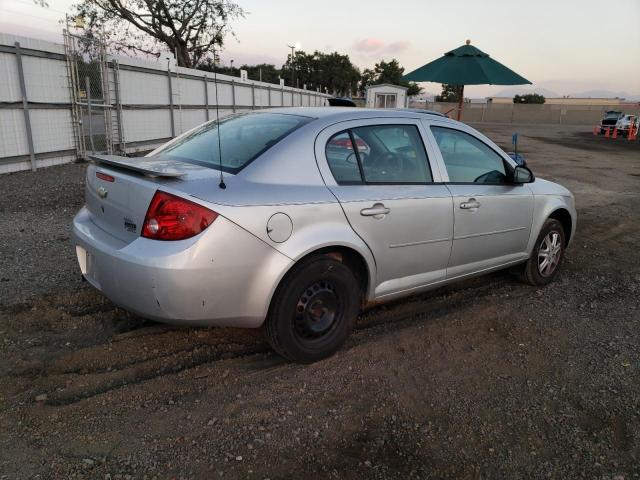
<box><xmin>156</xmin><ymin>113</ymin><xmax>312</xmax><ymax>173</ymax></box>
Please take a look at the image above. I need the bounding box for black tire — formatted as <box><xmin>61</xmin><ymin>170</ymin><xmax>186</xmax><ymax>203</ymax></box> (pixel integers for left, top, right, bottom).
<box><xmin>263</xmin><ymin>255</ymin><xmax>361</xmax><ymax>363</ymax></box>
<box><xmin>517</xmin><ymin>218</ymin><xmax>566</xmax><ymax>286</ymax></box>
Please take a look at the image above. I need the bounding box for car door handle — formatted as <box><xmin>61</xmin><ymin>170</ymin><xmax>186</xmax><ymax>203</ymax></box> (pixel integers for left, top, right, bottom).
<box><xmin>360</xmin><ymin>203</ymin><xmax>390</xmax><ymax>217</ymax></box>
<box><xmin>460</xmin><ymin>198</ymin><xmax>481</xmax><ymax>209</ymax></box>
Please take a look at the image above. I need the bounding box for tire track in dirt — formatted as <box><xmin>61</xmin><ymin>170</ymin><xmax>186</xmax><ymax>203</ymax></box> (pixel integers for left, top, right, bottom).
<box><xmin>38</xmin><ymin>274</ymin><xmax>518</xmax><ymax>407</ymax></box>
<box><xmin>45</xmin><ymin>342</ymin><xmax>271</xmax><ymax>405</ymax></box>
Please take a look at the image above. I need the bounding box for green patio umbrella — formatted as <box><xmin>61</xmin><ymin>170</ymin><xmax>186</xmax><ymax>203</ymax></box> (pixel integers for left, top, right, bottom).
<box><xmin>403</xmin><ymin>40</ymin><xmax>531</xmax><ymax>120</ymax></box>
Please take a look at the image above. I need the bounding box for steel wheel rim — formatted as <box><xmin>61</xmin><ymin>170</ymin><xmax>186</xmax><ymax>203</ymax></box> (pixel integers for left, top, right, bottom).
<box><xmin>294</xmin><ymin>281</ymin><xmax>340</xmax><ymax>340</ymax></box>
<box><xmin>538</xmin><ymin>230</ymin><xmax>562</xmax><ymax>277</ymax></box>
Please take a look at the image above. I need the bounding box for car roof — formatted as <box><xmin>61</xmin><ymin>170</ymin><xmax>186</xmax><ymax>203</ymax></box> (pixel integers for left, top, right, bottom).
<box><xmin>256</xmin><ymin>107</ymin><xmax>459</xmax><ymax>126</ymax></box>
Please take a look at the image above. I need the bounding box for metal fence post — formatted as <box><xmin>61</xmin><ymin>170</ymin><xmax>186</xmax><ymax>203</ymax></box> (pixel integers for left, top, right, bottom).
<box><xmin>167</xmin><ymin>65</ymin><xmax>175</xmax><ymax>137</ymax></box>
<box><xmin>251</xmin><ymin>82</ymin><xmax>255</xmax><ymax>109</ymax></box>
<box><xmin>85</xmin><ymin>76</ymin><xmax>96</xmax><ymax>152</ymax></box>
<box><xmin>112</xmin><ymin>60</ymin><xmax>125</xmax><ymax>154</ymax></box>
<box><xmin>231</xmin><ymin>79</ymin><xmax>236</xmax><ymax>113</ymax></box>
<box><xmin>204</xmin><ymin>75</ymin><xmax>210</xmax><ymax>121</ymax></box>
<box><xmin>14</xmin><ymin>42</ymin><xmax>37</xmax><ymax>172</ymax></box>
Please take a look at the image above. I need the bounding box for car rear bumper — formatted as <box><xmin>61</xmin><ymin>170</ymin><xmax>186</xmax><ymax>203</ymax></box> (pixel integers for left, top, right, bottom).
<box><xmin>72</xmin><ymin>206</ymin><xmax>292</xmax><ymax>327</ymax></box>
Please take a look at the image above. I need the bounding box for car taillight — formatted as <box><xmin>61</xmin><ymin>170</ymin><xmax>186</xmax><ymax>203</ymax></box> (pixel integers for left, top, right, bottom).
<box><xmin>142</xmin><ymin>191</ymin><xmax>218</xmax><ymax>241</ymax></box>
<box><xmin>96</xmin><ymin>171</ymin><xmax>115</xmax><ymax>182</ymax></box>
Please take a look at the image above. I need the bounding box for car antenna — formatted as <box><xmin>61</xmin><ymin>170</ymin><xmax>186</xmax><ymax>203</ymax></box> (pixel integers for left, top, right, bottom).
<box><xmin>213</xmin><ymin>48</ymin><xmax>226</xmax><ymax>189</ymax></box>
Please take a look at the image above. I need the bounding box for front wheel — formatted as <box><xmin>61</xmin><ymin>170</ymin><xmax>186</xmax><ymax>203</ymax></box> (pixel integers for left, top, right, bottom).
<box><xmin>517</xmin><ymin>218</ymin><xmax>566</xmax><ymax>286</ymax></box>
<box><xmin>263</xmin><ymin>255</ymin><xmax>361</xmax><ymax>363</ymax></box>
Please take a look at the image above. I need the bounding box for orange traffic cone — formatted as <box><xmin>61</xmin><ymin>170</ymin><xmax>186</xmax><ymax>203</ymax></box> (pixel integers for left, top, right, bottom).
<box><xmin>612</xmin><ymin>128</ymin><xmax>618</xmax><ymax>139</ymax></box>
<box><xmin>629</xmin><ymin>126</ymin><xmax>638</xmax><ymax>141</ymax></box>
<box><xmin>604</xmin><ymin>127</ymin><xmax>610</xmax><ymax>138</ymax></box>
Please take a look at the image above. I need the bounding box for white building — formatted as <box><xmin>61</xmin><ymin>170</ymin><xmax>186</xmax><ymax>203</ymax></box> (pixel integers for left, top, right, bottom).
<box><xmin>365</xmin><ymin>84</ymin><xmax>408</xmax><ymax>108</ymax></box>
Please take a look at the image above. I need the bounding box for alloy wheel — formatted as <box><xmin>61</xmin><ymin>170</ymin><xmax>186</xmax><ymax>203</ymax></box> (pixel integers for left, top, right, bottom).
<box><xmin>538</xmin><ymin>230</ymin><xmax>562</xmax><ymax>277</ymax></box>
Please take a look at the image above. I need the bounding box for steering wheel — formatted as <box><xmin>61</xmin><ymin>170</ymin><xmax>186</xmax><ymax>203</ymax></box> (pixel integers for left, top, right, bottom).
<box><xmin>369</xmin><ymin>152</ymin><xmax>403</xmax><ymax>179</ymax></box>
<box><xmin>474</xmin><ymin>170</ymin><xmax>505</xmax><ymax>184</ymax></box>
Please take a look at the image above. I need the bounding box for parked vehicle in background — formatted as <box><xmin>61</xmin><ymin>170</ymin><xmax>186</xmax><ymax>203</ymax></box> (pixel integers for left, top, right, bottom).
<box><xmin>615</xmin><ymin>114</ymin><xmax>638</xmax><ymax>137</ymax></box>
<box><xmin>73</xmin><ymin>108</ymin><xmax>576</xmax><ymax>363</ymax></box>
<box><xmin>328</xmin><ymin>97</ymin><xmax>357</xmax><ymax>107</ymax></box>
<box><xmin>600</xmin><ymin>110</ymin><xmax>623</xmax><ymax>133</ymax></box>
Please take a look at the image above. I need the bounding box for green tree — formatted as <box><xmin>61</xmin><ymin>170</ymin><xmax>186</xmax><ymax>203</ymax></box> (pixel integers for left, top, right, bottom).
<box><xmin>358</xmin><ymin>68</ymin><xmax>376</xmax><ymax>95</ymax></box>
<box><xmin>282</xmin><ymin>50</ymin><xmax>360</xmax><ymax>95</ymax></box>
<box><xmin>435</xmin><ymin>84</ymin><xmax>460</xmax><ymax>102</ymax></box>
<box><xmin>70</xmin><ymin>0</ymin><xmax>245</xmax><ymax>68</ymax></box>
<box><xmin>360</xmin><ymin>58</ymin><xmax>422</xmax><ymax>97</ymax></box>
<box><xmin>513</xmin><ymin>93</ymin><xmax>545</xmax><ymax>104</ymax></box>
<box><xmin>200</xmin><ymin>61</ymin><xmax>281</xmax><ymax>84</ymax></box>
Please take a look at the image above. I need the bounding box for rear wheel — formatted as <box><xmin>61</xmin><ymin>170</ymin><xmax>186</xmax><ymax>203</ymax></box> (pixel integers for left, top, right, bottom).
<box><xmin>264</xmin><ymin>255</ymin><xmax>360</xmax><ymax>363</ymax></box>
<box><xmin>517</xmin><ymin>218</ymin><xmax>566</xmax><ymax>286</ymax></box>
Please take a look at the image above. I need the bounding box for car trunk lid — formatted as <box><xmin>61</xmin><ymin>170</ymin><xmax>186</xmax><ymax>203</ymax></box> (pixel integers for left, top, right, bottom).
<box><xmin>85</xmin><ymin>155</ymin><xmax>219</xmax><ymax>244</ymax></box>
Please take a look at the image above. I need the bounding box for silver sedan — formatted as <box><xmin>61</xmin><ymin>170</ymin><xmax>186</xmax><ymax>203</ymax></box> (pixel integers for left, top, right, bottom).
<box><xmin>73</xmin><ymin>108</ymin><xmax>576</xmax><ymax>363</ymax></box>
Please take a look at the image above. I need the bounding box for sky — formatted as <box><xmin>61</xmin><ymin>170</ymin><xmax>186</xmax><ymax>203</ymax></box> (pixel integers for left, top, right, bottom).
<box><xmin>1</xmin><ymin>0</ymin><xmax>639</xmax><ymax>98</ymax></box>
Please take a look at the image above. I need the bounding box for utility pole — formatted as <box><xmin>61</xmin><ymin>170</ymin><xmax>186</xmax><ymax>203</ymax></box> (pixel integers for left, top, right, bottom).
<box><xmin>287</xmin><ymin>44</ymin><xmax>295</xmax><ymax>87</ymax></box>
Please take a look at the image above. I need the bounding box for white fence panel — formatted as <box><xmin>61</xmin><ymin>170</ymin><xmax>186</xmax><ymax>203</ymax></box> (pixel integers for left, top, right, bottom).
<box><xmin>0</xmin><ymin>110</ymin><xmax>28</xmax><ymax>157</ymax></box>
<box><xmin>176</xmin><ymin>77</ymin><xmax>205</xmax><ymax>105</ymax></box>
<box><xmin>256</xmin><ymin>88</ymin><xmax>269</xmax><ymax>107</ymax></box>
<box><xmin>175</xmin><ymin>109</ymin><xmax>207</xmax><ymax>134</ymax></box>
<box><xmin>0</xmin><ymin>31</ymin><xmax>332</xmax><ymax>173</ymax></box>
<box><xmin>22</xmin><ymin>56</ymin><xmax>70</xmax><ymax>103</ymax></box>
<box><xmin>122</xmin><ymin>109</ymin><xmax>173</xmax><ymax>142</ymax></box>
<box><xmin>0</xmin><ymin>52</ymin><xmax>21</xmax><ymax>102</ymax></box>
<box><xmin>234</xmin><ymin>84</ymin><xmax>252</xmax><ymax>106</ymax></box>
<box><xmin>30</xmin><ymin>110</ymin><xmax>75</xmax><ymax>152</ymax></box>
<box><xmin>119</xmin><ymin>69</ymin><xmax>168</xmax><ymax>105</ymax></box>
<box><xmin>207</xmin><ymin>81</ymin><xmax>232</xmax><ymax>106</ymax></box>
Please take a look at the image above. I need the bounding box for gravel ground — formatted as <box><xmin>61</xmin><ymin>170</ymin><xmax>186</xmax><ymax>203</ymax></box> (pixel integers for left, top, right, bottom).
<box><xmin>0</xmin><ymin>124</ymin><xmax>639</xmax><ymax>479</ymax></box>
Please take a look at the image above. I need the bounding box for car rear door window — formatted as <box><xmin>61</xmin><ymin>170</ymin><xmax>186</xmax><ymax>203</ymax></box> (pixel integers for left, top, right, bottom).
<box><xmin>430</xmin><ymin>126</ymin><xmax>508</xmax><ymax>184</ymax></box>
<box><xmin>326</xmin><ymin>124</ymin><xmax>432</xmax><ymax>185</ymax></box>
<box><xmin>326</xmin><ymin>132</ymin><xmax>363</xmax><ymax>184</ymax></box>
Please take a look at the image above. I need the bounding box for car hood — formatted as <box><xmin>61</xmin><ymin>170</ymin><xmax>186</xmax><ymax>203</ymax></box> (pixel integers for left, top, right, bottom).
<box><xmin>529</xmin><ymin>177</ymin><xmax>573</xmax><ymax>198</ymax></box>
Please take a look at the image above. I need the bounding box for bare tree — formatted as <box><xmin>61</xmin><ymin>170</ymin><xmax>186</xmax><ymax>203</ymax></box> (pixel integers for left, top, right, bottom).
<box><xmin>70</xmin><ymin>0</ymin><xmax>245</xmax><ymax>68</ymax></box>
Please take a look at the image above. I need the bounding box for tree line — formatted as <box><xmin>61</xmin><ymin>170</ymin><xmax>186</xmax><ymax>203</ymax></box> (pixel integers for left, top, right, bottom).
<box><xmin>201</xmin><ymin>54</ymin><xmax>422</xmax><ymax>97</ymax></box>
<box><xmin>68</xmin><ymin>0</ymin><xmax>423</xmax><ymax>97</ymax></box>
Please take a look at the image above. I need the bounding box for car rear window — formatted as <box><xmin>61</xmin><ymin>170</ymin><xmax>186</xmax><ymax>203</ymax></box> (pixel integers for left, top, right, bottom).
<box><xmin>157</xmin><ymin>113</ymin><xmax>312</xmax><ymax>173</ymax></box>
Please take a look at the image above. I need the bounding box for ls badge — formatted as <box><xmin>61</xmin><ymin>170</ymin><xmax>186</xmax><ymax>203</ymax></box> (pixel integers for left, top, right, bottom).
<box><xmin>124</xmin><ymin>218</ymin><xmax>137</xmax><ymax>233</ymax></box>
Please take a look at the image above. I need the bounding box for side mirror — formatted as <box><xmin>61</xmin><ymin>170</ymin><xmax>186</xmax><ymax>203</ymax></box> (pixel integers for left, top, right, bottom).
<box><xmin>513</xmin><ymin>165</ymin><xmax>534</xmax><ymax>184</ymax></box>
<box><xmin>508</xmin><ymin>152</ymin><xmax>526</xmax><ymax>166</ymax></box>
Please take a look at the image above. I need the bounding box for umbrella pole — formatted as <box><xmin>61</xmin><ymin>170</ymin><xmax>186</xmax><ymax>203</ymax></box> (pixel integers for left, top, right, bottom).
<box><xmin>457</xmin><ymin>85</ymin><xmax>464</xmax><ymax>121</ymax></box>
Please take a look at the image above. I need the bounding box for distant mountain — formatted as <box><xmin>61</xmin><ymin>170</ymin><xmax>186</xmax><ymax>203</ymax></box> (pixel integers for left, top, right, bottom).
<box><xmin>410</xmin><ymin>91</ymin><xmax>439</xmax><ymax>101</ymax></box>
<box><xmin>493</xmin><ymin>87</ymin><xmax>640</xmax><ymax>101</ymax></box>
<box><xmin>569</xmin><ymin>90</ymin><xmax>639</xmax><ymax>100</ymax></box>
<box><xmin>493</xmin><ymin>86</ymin><xmax>560</xmax><ymax>98</ymax></box>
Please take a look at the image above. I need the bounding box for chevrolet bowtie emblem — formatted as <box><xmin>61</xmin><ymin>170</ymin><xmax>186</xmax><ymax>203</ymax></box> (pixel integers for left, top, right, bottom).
<box><xmin>97</xmin><ymin>186</ymin><xmax>108</xmax><ymax>199</ymax></box>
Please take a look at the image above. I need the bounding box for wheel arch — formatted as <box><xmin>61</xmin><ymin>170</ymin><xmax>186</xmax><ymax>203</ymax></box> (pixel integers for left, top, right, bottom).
<box><xmin>548</xmin><ymin>208</ymin><xmax>573</xmax><ymax>246</ymax></box>
<box><xmin>265</xmin><ymin>243</ymin><xmax>375</xmax><ymax>323</ymax></box>
<box><xmin>527</xmin><ymin>196</ymin><xmax>576</xmax><ymax>255</ymax></box>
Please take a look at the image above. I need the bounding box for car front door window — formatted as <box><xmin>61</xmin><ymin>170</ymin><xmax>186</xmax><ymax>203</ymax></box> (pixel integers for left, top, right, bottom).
<box><xmin>428</xmin><ymin>124</ymin><xmax>533</xmax><ymax>276</ymax></box>
<box><xmin>431</xmin><ymin>127</ymin><xmax>508</xmax><ymax>184</ymax></box>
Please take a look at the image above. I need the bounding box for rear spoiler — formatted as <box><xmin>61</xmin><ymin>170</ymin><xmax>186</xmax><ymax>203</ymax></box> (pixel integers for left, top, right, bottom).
<box><xmin>88</xmin><ymin>154</ymin><xmax>186</xmax><ymax>178</ymax></box>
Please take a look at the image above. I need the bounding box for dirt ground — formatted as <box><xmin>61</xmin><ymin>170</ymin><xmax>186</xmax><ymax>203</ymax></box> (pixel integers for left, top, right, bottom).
<box><xmin>1</xmin><ymin>124</ymin><xmax>639</xmax><ymax>479</ymax></box>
